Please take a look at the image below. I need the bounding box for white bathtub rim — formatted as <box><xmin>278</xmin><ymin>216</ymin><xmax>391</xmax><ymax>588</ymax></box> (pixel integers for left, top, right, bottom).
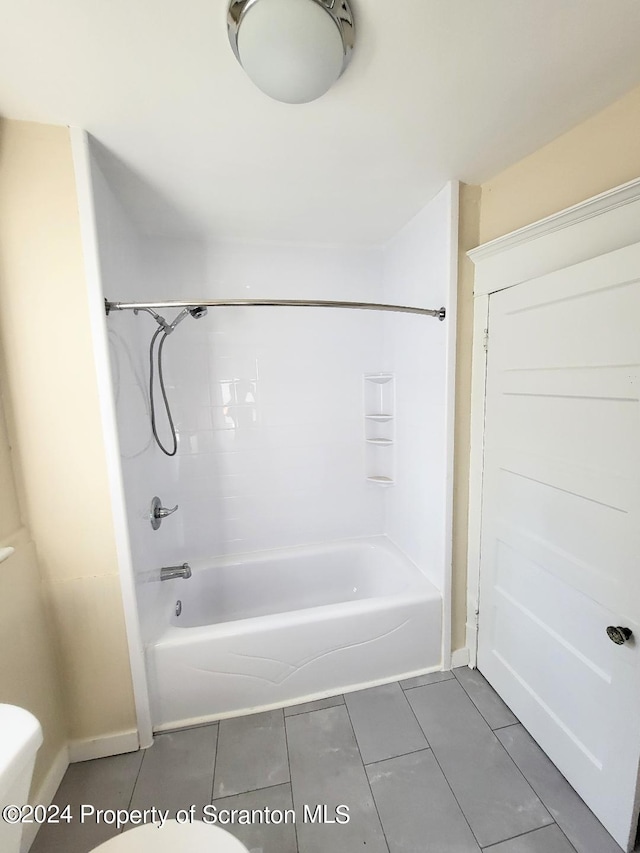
<box><xmin>137</xmin><ymin>533</ymin><xmax>413</xmax><ymax>588</ymax></box>
<box><xmin>151</xmin><ymin>664</ymin><xmax>447</xmax><ymax>733</ymax></box>
<box><xmin>182</xmin><ymin>533</ymin><xmax>404</xmax><ymax>573</ymax></box>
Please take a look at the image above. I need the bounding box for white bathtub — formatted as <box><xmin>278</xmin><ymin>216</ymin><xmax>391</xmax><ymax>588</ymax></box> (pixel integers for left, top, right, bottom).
<box><xmin>146</xmin><ymin>536</ymin><xmax>442</xmax><ymax>729</ymax></box>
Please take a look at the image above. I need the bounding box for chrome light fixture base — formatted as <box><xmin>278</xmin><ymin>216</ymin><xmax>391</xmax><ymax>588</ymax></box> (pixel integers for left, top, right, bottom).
<box><xmin>227</xmin><ymin>0</ymin><xmax>355</xmax><ymax>104</ymax></box>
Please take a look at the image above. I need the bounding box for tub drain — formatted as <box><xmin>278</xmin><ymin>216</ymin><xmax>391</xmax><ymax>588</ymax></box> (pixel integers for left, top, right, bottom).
<box><xmin>175</xmin><ymin>600</ymin><xmax>182</xmax><ymax>617</ymax></box>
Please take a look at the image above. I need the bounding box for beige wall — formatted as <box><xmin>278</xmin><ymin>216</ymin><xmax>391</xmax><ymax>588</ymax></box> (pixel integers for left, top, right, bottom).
<box><xmin>0</xmin><ymin>392</ymin><xmax>67</xmax><ymax>797</ymax></box>
<box><xmin>451</xmin><ymin>184</ymin><xmax>481</xmax><ymax>652</ymax></box>
<box><xmin>0</xmin><ymin>374</ymin><xmax>21</xmax><ymax>540</ymax></box>
<box><xmin>0</xmin><ymin>119</ymin><xmax>136</xmax><ymax>752</ymax></box>
<box><xmin>480</xmin><ymin>84</ymin><xmax>640</xmax><ymax>243</ymax></box>
<box><xmin>452</xmin><ymin>83</ymin><xmax>640</xmax><ymax>652</ymax></box>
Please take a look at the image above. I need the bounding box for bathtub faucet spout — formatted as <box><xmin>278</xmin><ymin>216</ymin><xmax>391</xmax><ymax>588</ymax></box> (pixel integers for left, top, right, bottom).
<box><xmin>160</xmin><ymin>563</ymin><xmax>192</xmax><ymax>581</ymax></box>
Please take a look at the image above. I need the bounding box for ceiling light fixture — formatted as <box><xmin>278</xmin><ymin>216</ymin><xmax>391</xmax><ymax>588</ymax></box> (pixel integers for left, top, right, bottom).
<box><xmin>227</xmin><ymin>0</ymin><xmax>355</xmax><ymax>104</ymax></box>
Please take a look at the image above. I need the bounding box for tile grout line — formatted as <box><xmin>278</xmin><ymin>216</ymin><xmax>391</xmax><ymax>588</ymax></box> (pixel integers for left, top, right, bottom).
<box><xmin>451</xmin><ymin>671</ymin><xmax>582</xmax><ymax>846</ymax></box>
<box><xmin>493</xmin><ymin>726</ymin><xmax>615</xmax><ymax>853</ymax></box>
<box><xmin>281</xmin><ymin>708</ymin><xmax>300</xmax><ymax>853</ymax></box>
<box><xmin>479</xmin><ymin>821</ymin><xmax>577</xmax><ymax>852</ymax></box>
<box><xmin>451</xmin><ymin>667</ymin><xmax>559</xmax><ymax>830</ymax></box>
<box><xmin>403</xmin><ymin>683</ymin><xmax>484</xmax><ymax>851</ymax></box>
<box><xmin>126</xmin><ymin>748</ymin><xmax>148</xmax><ymax>814</ymax></box>
<box><xmin>484</xmin><ymin>715</ymin><xmax>556</xmax><ymax>832</ymax></box>
<box><xmin>495</xmin><ymin>722</ymin><xmax>624</xmax><ymax>852</ymax></box>
<box><xmin>553</xmin><ymin>822</ymin><xmax>583</xmax><ymax>853</ymax></box>
<box><xmin>342</xmin><ymin>698</ymin><xmax>391</xmax><ymax>853</ymax></box>
<box><xmin>209</xmin><ymin>722</ymin><xmax>220</xmax><ymax>805</ymax></box>
<box><xmin>284</xmin><ymin>696</ymin><xmax>345</xmax><ymax>717</ymax></box>
<box><xmin>363</xmin><ymin>745</ymin><xmax>432</xmax><ymax>768</ymax></box>
<box><xmin>453</xmin><ymin>667</ymin><xmax>517</xmax><ymax>732</ymax></box>
<box><xmin>401</xmin><ymin>677</ymin><xmax>457</xmax><ymax>693</ymax></box>
<box><xmin>399</xmin><ymin>673</ymin><xmax>456</xmax><ymax>692</ymax></box>
<box><xmin>211</xmin><ymin>779</ymin><xmax>296</xmax><ymax>803</ymax></box>
<box><xmin>491</xmin><ymin>721</ymin><xmax>522</xmax><ymax>732</ymax></box>
<box><xmin>157</xmin><ymin>721</ymin><xmax>222</xmax><ymax>736</ymax></box>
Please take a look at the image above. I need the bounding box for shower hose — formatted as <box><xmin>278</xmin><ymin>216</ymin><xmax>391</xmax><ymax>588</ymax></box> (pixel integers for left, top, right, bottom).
<box><xmin>149</xmin><ymin>326</ymin><xmax>178</xmax><ymax>456</ymax></box>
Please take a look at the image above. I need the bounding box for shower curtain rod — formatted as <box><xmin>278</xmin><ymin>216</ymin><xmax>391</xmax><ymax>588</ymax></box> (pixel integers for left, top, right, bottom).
<box><xmin>104</xmin><ymin>299</ymin><xmax>446</xmax><ymax>320</ymax></box>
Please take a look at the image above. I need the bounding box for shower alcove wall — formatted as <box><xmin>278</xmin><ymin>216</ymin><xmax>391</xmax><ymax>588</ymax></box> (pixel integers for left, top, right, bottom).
<box><xmin>75</xmin><ymin>132</ymin><xmax>458</xmax><ymax>735</ymax></box>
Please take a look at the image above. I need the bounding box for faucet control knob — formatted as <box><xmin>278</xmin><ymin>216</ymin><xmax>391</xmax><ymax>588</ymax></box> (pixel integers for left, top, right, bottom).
<box><xmin>150</xmin><ymin>496</ymin><xmax>179</xmax><ymax>530</ymax></box>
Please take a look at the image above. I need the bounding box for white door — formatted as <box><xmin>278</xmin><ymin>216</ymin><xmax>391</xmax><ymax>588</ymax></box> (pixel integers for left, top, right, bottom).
<box><xmin>477</xmin><ymin>241</ymin><xmax>640</xmax><ymax>851</ymax></box>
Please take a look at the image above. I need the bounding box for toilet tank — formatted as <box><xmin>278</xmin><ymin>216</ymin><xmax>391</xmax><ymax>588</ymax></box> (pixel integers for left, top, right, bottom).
<box><xmin>0</xmin><ymin>705</ymin><xmax>43</xmax><ymax>853</ymax></box>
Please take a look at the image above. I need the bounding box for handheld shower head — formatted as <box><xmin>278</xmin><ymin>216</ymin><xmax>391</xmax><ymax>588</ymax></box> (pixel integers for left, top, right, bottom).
<box><xmin>189</xmin><ymin>306</ymin><xmax>208</xmax><ymax>320</ymax></box>
<box><xmin>147</xmin><ymin>304</ymin><xmax>210</xmax><ymax>457</ymax></box>
<box><xmin>167</xmin><ymin>305</ymin><xmax>208</xmax><ymax>332</ymax></box>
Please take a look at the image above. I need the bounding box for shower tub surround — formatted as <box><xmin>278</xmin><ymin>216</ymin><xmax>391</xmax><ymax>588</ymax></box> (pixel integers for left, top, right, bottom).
<box><xmin>147</xmin><ymin>537</ymin><xmax>441</xmax><ymax>729</ymax></box>
<box><xmin>84</xmin><ymin>134</ymin><xmax>457</xmax><ymax>738</ymax></box>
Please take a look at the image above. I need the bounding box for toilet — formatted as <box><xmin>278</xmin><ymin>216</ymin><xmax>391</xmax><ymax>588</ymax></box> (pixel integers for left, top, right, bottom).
<box><xmin>0</xmin><ymin>704</ymin><xmax>248</xmax><ymax>853</ymax></box>
<box><xmin>90</xmin><ymin>820</ymin><xmax>250</xmax><ymax>852</ymax></box>
<box><xmin>0</xmin><ymin>704</ymin><xmax>43</xmax><ymax>853</ymax></box>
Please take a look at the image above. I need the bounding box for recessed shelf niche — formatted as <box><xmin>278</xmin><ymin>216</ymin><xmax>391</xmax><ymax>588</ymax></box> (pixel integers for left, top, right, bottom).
<box><xmin>363</xmin><ymin>373</ymin><xmax>395</xmax><ymax>485</ymax></box>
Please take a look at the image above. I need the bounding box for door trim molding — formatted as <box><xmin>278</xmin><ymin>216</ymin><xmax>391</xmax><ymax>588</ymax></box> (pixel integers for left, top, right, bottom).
<box><xmin>465</xmin><ymin>176</ymin><xmax>640</xmax><ymax>665</ymax></box>
<box><xmin>465</xmin><ymin>294</ymin><xmax>489</xmax><ymax>667</ymax></box>
<box><xmin>470</xmin><ymin>177</ymin><xmax>640</xmax><ymax>297</ymax></box>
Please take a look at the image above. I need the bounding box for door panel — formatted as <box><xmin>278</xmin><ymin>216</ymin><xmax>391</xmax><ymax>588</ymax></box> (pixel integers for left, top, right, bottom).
<box><xmin>478</xmin><ymin>242</ymin><xmax>640</xmax><ymax>850</ymax></box>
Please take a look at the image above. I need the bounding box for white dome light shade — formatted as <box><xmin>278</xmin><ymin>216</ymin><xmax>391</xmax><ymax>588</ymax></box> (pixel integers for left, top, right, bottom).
<box><xmin>228</xmin><ymin>0</ymin><xmax>355</xmax><ymax>104</ymax></box>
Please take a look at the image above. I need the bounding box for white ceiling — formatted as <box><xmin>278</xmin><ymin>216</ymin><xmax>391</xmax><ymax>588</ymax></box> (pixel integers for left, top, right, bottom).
<box><xmin>1</xmin><ymin>1</ymin><xmax>639</xmax><ymax>243</ymax></box>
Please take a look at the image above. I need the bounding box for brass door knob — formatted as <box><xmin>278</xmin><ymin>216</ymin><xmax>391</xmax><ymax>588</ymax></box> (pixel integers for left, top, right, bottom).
<box><xmin>606</xmin><ymin>626</ymin><xmax>633</xmax><ymax>645</ymax></box>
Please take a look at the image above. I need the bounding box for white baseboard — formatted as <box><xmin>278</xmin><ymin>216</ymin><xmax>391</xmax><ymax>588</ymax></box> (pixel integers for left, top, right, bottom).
<box><xmin>451</xmin><ymin>647</ymin><xmax>470</xmax><ymax>668</ymax></box>
<box><xmin>23</xmin><ymin>745</ymin><xmax>69</xmax><ymax>852</ymax></box>
<box><xmin>23</xmin><ymin>731</ymin><xmax>140</xmax><ymax>849</ymax></box>
<box><xmin>68</xmin><ymin>729</ymin><xmax>139</xmax><ymax>763</ymax></box>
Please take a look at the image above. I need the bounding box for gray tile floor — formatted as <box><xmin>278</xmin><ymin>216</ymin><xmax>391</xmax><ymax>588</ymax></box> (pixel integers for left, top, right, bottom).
<box><xmin>31</xmin><ymin>667</ymin><xmax>627</xmax><ymax>853</ymax></box>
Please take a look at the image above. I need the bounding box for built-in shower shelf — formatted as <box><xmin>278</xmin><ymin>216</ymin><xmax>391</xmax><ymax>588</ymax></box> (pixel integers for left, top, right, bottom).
<box><xmin>363</xmin><ymin>373</ymin><xmax>395</xmax><ymax>484</ymax></box>
<box><xmin>364</xmin><ymin>373</ymin><xmax>393</xmax><ymax>384</ymax></box>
